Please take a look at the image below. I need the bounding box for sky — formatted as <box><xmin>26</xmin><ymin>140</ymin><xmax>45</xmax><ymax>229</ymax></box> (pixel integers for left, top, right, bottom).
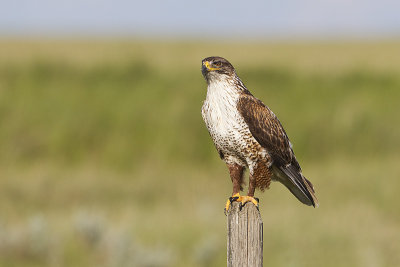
<box><xmin>1</xmin><ymin>0</ymin><xmax>400</xmax><ymax>39</ymax></box>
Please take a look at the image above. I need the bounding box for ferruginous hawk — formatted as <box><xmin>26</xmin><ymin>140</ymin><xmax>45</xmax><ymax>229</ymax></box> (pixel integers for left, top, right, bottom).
<box><xmin>201</xmin><ymin>56</ymin><xmax>318</xmax><ymax>213</ymax></box>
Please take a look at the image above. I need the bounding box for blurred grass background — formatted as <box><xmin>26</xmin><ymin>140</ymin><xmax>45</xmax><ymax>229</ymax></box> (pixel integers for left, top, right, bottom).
<box><xmin>0</xmin><ymin>39</ymin><xmax>399</xmax><ymax>266</ymax></box>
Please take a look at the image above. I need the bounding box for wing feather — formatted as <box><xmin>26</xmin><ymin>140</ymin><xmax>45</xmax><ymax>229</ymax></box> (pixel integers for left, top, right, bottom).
<box><xmin>237</xmin><ymin>93</ymin><xmax>318</xmax><ymax>207</ymax></box>
<box><xmin>237</xmin><ymin>94</ymin><xmax>293</xmax><ymax>166</ymax></box>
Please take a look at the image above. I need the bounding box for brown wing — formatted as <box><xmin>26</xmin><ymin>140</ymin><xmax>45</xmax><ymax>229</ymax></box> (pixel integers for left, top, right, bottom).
<box><xmin>237</xmin><ymin>93</ymin><xmax>294</xmax><ymax>167</ymax></box>
<box><xmin>237</xmin><ymin>93</ymin><xmax>318</xmax><ymax>207</ymax></box>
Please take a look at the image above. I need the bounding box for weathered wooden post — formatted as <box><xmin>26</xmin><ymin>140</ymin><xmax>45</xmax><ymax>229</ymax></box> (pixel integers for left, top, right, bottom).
<box><xmin>227</xmin><ymin>202</ymin><xmax>263</xmax><ymax>267</ymax></box>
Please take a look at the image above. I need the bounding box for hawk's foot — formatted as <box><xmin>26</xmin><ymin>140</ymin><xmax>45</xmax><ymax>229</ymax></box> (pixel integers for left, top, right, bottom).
<box><xmin>224</xmin><ymin>193</ymin><xmax>240</xmax><ymax>215</ymax></box>
<box><xmin>224</xmin><ymin>193</ymin><xmax>259</xmax><ymax>215</ymax></box>
<box><xmin>238</xmin><ymin>196</ymin><xmax>259</xmax><ymax>211</ymax></box>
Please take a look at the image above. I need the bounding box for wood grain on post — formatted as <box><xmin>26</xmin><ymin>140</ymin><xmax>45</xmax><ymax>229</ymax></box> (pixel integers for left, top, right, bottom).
<box><xmin>227</xmin><ymin>202</ymin><xmax>263</xmax><ymax>267</ymax></box>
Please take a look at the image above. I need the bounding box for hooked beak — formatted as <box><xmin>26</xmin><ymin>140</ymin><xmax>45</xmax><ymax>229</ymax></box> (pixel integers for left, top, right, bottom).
<box><xmin>202</xmin><ymin>61</ymin><xmax>220</xmax><ymax>72</ymax></box>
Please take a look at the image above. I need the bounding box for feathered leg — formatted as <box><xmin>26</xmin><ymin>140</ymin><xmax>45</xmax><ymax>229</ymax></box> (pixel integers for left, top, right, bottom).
<box><xmin>237</xmin><ymin>172</ymin><xmax>259</xmax><ymax>210</ymax></box>
<box><xmin>224</xmin><ymin>164</ymin><xmax>259</xmax><ymax>214</ymax></box>
<box><xmin>229</xmin><ymin>163</ymin><xmax>244</xmax><ymax>195</ymax></box>
<box><xmin>236</xmin><ymin>161</ymin><xmax>273</xmax><ymax>210</ymax></box>
<box><xmin>224</xmin><ymin>163</ymin><xmax>244</xmax><ymax>214</ymax></box>
<box><xmin>248</xmin><ymin>173</ymin><xmax>256</xmax><ymax>197</ymax></box>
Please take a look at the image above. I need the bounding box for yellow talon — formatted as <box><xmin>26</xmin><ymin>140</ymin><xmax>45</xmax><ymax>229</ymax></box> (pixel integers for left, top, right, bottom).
<box><xmin>224</xmin><ymin>193</ymin><xmax>259</xmax><ymax>215</ymax></box>
<box><xmin>225</xmin><ymin>199</ymin><xmax>231</xmax><ymax>213</ymax></box>
<box><xmin>239</xmin><ymin>196</ymin><xmax>259</xmax><ymax>209</ymax></box>
<box><xmin>224</xmin><ymin>193</ymin><xmax>240</xmax><ymax>214</ymax></box>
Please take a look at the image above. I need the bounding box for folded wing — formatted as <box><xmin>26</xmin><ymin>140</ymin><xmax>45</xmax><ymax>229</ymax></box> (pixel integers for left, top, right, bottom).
<box><xmin>237</xmin><ymin>93</ymin><xmax>318</xmax><ymax>207</ymax></box>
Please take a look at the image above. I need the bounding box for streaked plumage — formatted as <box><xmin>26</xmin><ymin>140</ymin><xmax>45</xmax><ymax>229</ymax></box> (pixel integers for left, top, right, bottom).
<box><xmin>201</xmin><ymin>56</ymin><xmax>318</xmax><ymax>209</ymax></box>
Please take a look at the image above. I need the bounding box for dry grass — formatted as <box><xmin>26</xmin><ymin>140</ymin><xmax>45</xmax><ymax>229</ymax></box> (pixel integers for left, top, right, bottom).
<box><xmin>0</xmin><ymin>39</ymin><xmax>399</xmax><ymax>266</ymax></box>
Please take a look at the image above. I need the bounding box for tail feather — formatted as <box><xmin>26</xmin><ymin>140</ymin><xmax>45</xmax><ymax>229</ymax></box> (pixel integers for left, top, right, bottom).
<box><xmin>273</xmin><ymin>165</ymin><xmax>318</xmax><ymax>207</ymax></box>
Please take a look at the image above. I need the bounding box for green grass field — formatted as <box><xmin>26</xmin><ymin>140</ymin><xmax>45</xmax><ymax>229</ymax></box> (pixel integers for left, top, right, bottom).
<box><xmin>0</xmin><ymin>40</ymin><xmax>399</xmax><ymax>266</ymax></box>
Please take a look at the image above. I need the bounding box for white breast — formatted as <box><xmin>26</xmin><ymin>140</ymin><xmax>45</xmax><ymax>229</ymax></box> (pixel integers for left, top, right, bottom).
<box><xmin>201</xmin><ymin>80</ymin><xmax>247</xmax><ymax>152</ymax></box>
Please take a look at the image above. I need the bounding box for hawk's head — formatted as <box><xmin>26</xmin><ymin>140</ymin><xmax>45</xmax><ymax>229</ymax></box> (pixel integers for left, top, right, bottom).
<box><xmin>202</xmin><ymin>56</ymin><xmax>236</xmax><ymax>82</ymax></box>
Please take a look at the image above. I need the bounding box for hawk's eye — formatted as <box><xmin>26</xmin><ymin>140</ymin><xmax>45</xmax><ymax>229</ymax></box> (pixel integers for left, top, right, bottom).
<box><xmin>213</xmin><ymin>61</ymin><xmax>222</xmax><ymax>67</ymax></box>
